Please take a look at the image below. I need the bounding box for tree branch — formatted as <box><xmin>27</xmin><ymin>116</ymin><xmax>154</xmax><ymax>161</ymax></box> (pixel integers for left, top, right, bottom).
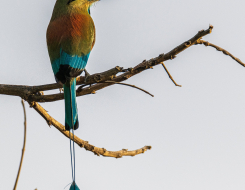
<box><xmin>195</xmin><ymin>39</ymin><xmax>245</xmax><ymax>67</ymax></box>
<box><xmin>0</xmin><ymin>25</ymin><xmax>217</xmax><ymax>103</ymax></box>
<box><xmin>161</xmin><ymin>63</ymin><xmax>182</xmax><ymax>87</ymax></box>
<box><xmin>1</xmin><ymin>25</ymin><xmax>243</xmax><ymax>159</ymax></box>
<box><xmin>0</xmin><ymin>66</ymin><xmax>123</xmax><ymax>99</ymax></box>
<box><xmin>13</xmin><ymin>99</ymin><xmax>27</xmax><ymax>190</ymax></box>
<box><xmin>99</xmin><ymin>81</ymin><xmax>154</xmax><ymax>97</ymax></box>
<box><xmin>29</xmin><ymin>101</ymin><xmax>151</xmax><ymax>158</ymax></box>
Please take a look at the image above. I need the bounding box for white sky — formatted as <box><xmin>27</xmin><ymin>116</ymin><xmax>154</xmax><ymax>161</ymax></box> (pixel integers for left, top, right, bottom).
<box><xmin>1</xmin><ymin>0</ymin><xmax>245</xmax><ymax>189</ymax></box>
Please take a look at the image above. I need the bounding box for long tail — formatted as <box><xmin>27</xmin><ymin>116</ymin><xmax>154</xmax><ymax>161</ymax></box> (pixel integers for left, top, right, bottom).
<box><xmin>64</xmin><ymin>78</ymin><xmax>79</xmax><ymax>189</ymax></box>
<box><xmin>64</xmin><ymin>78</ymin><xmax>79</xmax><ymax>131</ymax></box>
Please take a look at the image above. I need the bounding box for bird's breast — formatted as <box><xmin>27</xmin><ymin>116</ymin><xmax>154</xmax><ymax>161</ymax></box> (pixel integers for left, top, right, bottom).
<box><xmin>47</xmin><ymin>13</ymin><xmax>95</xmax><ymax>62</ymax></box>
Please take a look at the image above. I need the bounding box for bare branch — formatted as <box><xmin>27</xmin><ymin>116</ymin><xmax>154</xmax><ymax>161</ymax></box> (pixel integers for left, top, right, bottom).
<box><xmin>0</xmin><ymin>66</ymin><xmax>123</xmax><ymax>98</ymax></box>
<box><xmin>28</xmin><ymin>25</ymin><xmax>214</xmax><ymax>102</ymax></box>
<box><xmin>2</xmin><ymin>25</ymin><xmax>243</xmax><ymax>160</ymax></box>
<box><xmin>195</xmin><ymin>39</ymin><xmax>245</xmax><ymax>67</ymax></box>
<box><xmin>161</xmin><ymin>63</ymin><xmax>182</xmax><ymax>87</ymax></box>
<box><xmin>13</xmin><ymin>99</ymin><xmax>27</xmax><ymax>190</ymax></box>
<box><xmin>29</xmin><ymin>101</ymin><xmax>151</xmax><ymax>158</ymax></box>
<box><xmin>0</xmin><ymin>25</ymin><xmax>216</xmax><ymax>103</ymax></box>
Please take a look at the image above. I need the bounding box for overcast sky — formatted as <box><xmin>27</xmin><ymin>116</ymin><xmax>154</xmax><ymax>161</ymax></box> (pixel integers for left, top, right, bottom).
<box><xmin>1</xmin><ymin>0</ymin><xmax>245</xmax><ymax>189</ymax></box>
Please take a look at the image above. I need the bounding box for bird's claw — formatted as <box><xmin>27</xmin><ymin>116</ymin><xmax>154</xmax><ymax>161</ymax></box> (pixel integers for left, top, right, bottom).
<box><xmin>59</xmin><ymin>88</ymin><xmax>64</xmax><ymax>93</ymax></box>
<box><xmin>84</xmin><ymin>69</ymin><xmax>91</xmax><ymax>83</ymax></box>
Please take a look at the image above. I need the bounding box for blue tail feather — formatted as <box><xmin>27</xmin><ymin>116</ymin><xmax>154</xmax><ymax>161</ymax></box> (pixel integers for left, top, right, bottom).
<box><xmin>64</xmin><ymin>79</ymin><xmax>79</xmax><ymax>130</ymax></box>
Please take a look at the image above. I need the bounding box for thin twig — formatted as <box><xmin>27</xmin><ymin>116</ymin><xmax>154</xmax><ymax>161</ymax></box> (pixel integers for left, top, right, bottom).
<box><xmin>28</xmin><ymin>101</ymin><xmax>151</xmax><ymax>158</ymax></box>
<box><xmin>102</xmin><ymin>81</ymin><xmax>154</xmax><ymax>97</ymax></box>
<box><xmin>161</xmin><ymin>63</ymin><xmax>182</xmax><ymax>87</ymax></box>
<box><xmin>195</xmin><ymin>39</ymin><xmax>245</xmax><ymax>67</ymax></box>
<box><xmin>13</xmin><ymin>99</ymin><xmax>27</xmax><ymax>190</ymax></box>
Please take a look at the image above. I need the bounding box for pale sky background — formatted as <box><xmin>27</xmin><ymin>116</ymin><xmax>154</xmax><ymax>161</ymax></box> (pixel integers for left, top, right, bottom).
<box><xmin>1</xmin><ymin>0</ymin><xmax>245</xmax><ymax>189</ymax></box>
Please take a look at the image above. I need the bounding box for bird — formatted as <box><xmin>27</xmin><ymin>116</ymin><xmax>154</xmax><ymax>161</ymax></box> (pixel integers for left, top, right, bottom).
<box><xmin>46</xmin><ymin>0</ymin><xmax>98</xmax><ymax>131</ymax></box>
<box><xmin>46</xmin><ymin>0</ymin><xmax>98</xmax><ymax>189</ymax></box>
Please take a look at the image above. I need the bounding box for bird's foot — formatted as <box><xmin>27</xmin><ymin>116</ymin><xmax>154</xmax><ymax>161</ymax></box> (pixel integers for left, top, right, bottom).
<box><xmin>36</xmin><ymin>91</ymin><xmax>44</xmax><ymax>95</ymax></box>
<box><xmin>84</xmin><ymin>69</ymin><xmax>91</xmax><ymax>83</ymax></box>
<box><xmin>59</xmin><ymin>88</ymin><xmax>64</xmax><ymax>93</ymax></box>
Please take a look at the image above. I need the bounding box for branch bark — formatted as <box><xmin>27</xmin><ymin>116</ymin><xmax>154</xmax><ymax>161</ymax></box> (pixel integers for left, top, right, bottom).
<box><xmin>162</xmin><ymin>63</ymin><xmax>182</xmax><ymax>87</ymax></box>
<box><xmin>195</xmin><ymin>39</ymin><xmax>245</xmax><ymax>67</ymax></box>
<box><xmin>0</xmin><ymin>25</ymin><xmax>215</xmax><ymax>103</ymax></box>
<box><xmin>29</xmin><ymin>101</ymin><xmax>151</xmax><ymax>158</ymax></box>
<box><xmin>1</xmin><ymin>25</ymin><xmax>243</xmax><ymax>158</ymax></box>
<box><xmin>13</xmin><ymin>100</ymin><xmax>27</xmax><ymax>190</ymax></box>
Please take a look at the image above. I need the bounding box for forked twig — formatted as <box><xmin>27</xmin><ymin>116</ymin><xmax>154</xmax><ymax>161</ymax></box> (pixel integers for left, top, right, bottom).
<box><xmin>161</xmin><ymin>63</ymin><xmax>182</xmax><ymax>87</ymax></box>
<box><xmin>195</xmin><ymin>39</ymin><xmax>245</xmax><ymax>67</ymax></box>
<box><xmin>13</xmin><ymin>99</ymin><xmax>27</xmax><ymax>190</ymax></box>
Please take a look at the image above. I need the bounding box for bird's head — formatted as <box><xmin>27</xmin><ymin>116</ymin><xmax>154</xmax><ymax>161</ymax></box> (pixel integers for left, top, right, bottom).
<box><xmin>51</xmin><ymin>0</ymin><xmax>99</xmax><ymax>19</ymax></box>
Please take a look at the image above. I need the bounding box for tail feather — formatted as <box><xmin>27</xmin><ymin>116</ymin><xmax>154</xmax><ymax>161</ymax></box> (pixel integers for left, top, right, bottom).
<box><xmin>64</xmin><ymin>78</ymin><xmax>79</xmax><ymax>131</ymax></box>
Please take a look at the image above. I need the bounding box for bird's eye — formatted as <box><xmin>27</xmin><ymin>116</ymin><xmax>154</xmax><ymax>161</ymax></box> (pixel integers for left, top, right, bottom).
<box><xmin>67</xmin><ymin>0</ymin><xmax>75</xmax><ymax>5</ymax></box>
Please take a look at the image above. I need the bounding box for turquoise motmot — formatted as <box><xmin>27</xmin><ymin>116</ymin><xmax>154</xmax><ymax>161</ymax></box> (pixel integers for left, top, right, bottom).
<box><xmin>46</xmin><ymin>0</ymin><xmax>98</xmax><ymax>131</ymax></box>
<box><xmin>47</xmin><ymin>0</ymin><xmax>98</xmax><ymax>189</ymax></box>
